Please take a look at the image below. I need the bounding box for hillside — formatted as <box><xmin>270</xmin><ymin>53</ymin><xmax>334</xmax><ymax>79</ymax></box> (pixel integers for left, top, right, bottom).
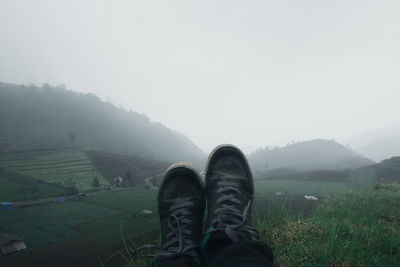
<box><xmin>248</xmin><ymin>139</ymin><xmax>374</xmax><ymax>173</ymax></box>
<box><xmin>0</xmin><ymin>141</ymin><xmax>170</xmax><ymax>201</ymax></box>
<box><xmin>0</xmin><ymin>142</ymin><xmax>108</xmax><ymax>192</ymax></box>
<box><xmin>0</xmin><ymin>82</ymin><xmax>204</xmax><ymax>166</ymax></box>
<box><xmin>85</xmin><ymin>149</ymin><xmax>170</xmax><ymax>185</ymax></box>
<box><xmin>363</xmin><ymin>156</ymin><xmax>400</xmax><ymax>183</ymax></box>
<box><xmin>355</xmin><ymin>135</ymin><xmax>400</xmax><ymax>162</ymax></box>
<box><xmin>344</xmin><ymin>125</ymin><xmax>400</xmax><ymax>161</ymax></box>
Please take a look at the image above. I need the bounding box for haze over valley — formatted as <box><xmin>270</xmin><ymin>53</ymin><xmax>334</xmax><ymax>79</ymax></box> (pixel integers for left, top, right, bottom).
<box><xmin>1</xmin><ymin>1</ymin><xmax>399</xmax><ymax>266</ymax></box>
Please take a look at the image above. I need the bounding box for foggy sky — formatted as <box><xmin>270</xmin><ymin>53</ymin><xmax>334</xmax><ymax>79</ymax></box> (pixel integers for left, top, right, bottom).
<box><xmin>1</xmin><ymin>0</ymin><xmax>399</xmax><ymax>153</ymax></box>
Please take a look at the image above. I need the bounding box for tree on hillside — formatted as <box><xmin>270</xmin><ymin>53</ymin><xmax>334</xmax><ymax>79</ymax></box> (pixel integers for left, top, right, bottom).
<box><xmin>125</xmin><ymin>171</ymin><xmax>133</xmax><ymax>187</ymax></box>
<box><xmin>65</xmin><ymin>178</ymin><xmax>79</xmax><ymax>195</ymax></box>
<box><xmin>91</xmin><ymin>176</ymin><xmax>100</xmax><ymax>188</ymax></box>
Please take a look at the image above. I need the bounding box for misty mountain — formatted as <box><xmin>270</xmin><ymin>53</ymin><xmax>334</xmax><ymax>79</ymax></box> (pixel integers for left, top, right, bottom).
<box><xmin>344</xmin><ymin>126</ymin><xmax>400</xmax><ymax>162</ymax></box>
<box><xmin>354</xmin><ymin>135</ymin><xmax>400</xmax><ymax>162</ymax></box>
<box><xmin>248</xmin><ymin>139</ymin><xmax>374</xmax><ymax>173</ymax></box>
<box><xmin>0</xmin><ymin>82</ymin><xmax>205</xmax><ymax>165</ymax></box>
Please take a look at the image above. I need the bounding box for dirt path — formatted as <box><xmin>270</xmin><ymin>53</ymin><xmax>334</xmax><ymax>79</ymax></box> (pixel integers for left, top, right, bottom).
<box><xmin>145</xmin><ymin>176</ymin><xmax>158</xmax><ymax>190</ymax></box>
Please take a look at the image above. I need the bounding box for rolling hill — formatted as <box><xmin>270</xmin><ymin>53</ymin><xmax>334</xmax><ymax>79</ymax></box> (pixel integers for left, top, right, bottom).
<box><xmin>363</xmin><ymin>156</ymin><xmax>400</xmax><ymax>183</ymax></box>
<box><xmin>0</xmin><ymin>82</ymin><xmax>205</xmax><ymax>166</ymax></box>
<box><xmin>248</xmin><ymin>139</ymin><xmax>375</xmax><ymax>173</ymax></box>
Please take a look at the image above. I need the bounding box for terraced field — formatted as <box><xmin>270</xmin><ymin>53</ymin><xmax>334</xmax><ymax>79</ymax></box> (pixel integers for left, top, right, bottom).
<box><xmin>0</xmin><ymin>171</ymin><xmax>68</xmax><ymax>201</ymax></box>
<box><xmin>0</xmin><ymin>143</ymin><xmax>109</xmax><ymax>191</ymax></box>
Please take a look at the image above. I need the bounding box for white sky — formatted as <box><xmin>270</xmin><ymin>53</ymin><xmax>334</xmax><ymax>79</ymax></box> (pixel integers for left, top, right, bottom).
<box><xmin>1</xmin><ymin>0</ymin><xmax>399</xmax><ymax>153</ymax></box>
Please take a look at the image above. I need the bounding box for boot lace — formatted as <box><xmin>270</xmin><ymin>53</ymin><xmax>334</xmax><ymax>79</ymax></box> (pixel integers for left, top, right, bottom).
<box><xmin>205</xmin><ymin>180</ymin><xmax>260</xmax><ymax>242</ymax></box>
<box><xmin>135</xmin><ymin>201</ymin><xmax>200</xmax><ymax>260</ymax></box>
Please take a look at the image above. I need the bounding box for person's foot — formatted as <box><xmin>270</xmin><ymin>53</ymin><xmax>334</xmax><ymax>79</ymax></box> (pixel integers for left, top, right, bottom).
<box><xmin>156</xmin><ymin>163</ymin><xmax>205</xmax><ymax>261</ymax></box>
<box><xmin>204</xmin><ymin>144</ymin><xmax>259</xmax><ymax>242</ymax></box>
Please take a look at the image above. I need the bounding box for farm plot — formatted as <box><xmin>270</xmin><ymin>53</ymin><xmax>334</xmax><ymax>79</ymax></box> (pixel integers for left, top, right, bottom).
<box><xmin>78</xmin><ymin>188</ymin><xmax>159</xmax><ymax>245</ymax></box>
<box><xmin>0</xmin><ymin>188</ymin><xmax>159</xmax><ymax>251</ymax></box>
<box><xmin>0</xmin><ymin>171</ymin><xmax>67</xmax><ymax>201</ymax></box>
<box><xmin>0</xmin><ymin>146</ymin><xmax>109</xmax><ymax>191</ymax></box>
<box><xmin>82</xmin><ymin>188</ymin><xmax>158</xmax><ymax>212</ymax></box>
<box><xmin>0</xmin><ymin>200</ymin><xmax>119</xmax><ymax>248</ymax></box>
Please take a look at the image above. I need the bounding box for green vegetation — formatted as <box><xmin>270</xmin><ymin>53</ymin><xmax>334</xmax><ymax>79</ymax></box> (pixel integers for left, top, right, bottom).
<box><xmin>254</xmin><ymin>180</ymin><xmax>349</xmax><ymax>198</ymax></box>
<box><xmin>0</xmin><ymin>144</ymin><xmax>109</xmax><ymax>191</ymax></box>
<box><xmin>122</xmin><ymin>183</ymin><xmax>400</xmax><ymax>267</ymax></box>
<box><xmin>367</xmin><ymin>156</ymin><xmax>400</xmax><ymax>183</ymax></box>
<box><xmin>255</xmin><ymin>182</ymin><xmax>400</xmax><ymax>266</ymax></box>
<box><xmin>0</xmin><ymin>201</ymin><xmax>119</xmax><ymax>248</ymax></box>
<box><xmin>0</xmin><ymin>170</ymin><xmax>68</xmax><ymax>201</ymax></box>
<box><xmin>0</xmin><ymin>188</ymin><xmax>158</xmax><ymax>251</ymax></box>
<box><xmin>78</xmin><ymin>189</ymin><xmax>159</xmax><ymax>246</ymax></box>
<box><xmin>0</xmin><ymin>138</ymin><xmax>398</xmax><ymax>266</ymax></box>
<box><xmin>0</xmin><ymin>82</ymin><xmax>204</xmax><ymax>166</ymax></box>
<box><xmin>83</xmin><ymin>188</ymin><xmax>157</xmax><ymax>212</ymax></box>
<box><xmin>253</xmin><ymin>166</ymin><xmax>378</xmax><ymax>198</ymax></box>
<box><xmin>86</xmin><ymin>150</ymin><xmax>169</xmax><ymax>187</ymax></box>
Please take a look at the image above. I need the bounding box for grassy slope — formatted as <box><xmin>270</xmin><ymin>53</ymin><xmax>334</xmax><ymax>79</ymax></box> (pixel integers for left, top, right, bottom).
<box><xmin>85</xmin><ymin>149</ymin><xmax>169</xmax><ymax>186</ymax></box>
<box><xmin>0</xmin><ymin>170</ymin><xmax>68</xmax><ymax>201</ymax></box>
<box><xmin>255</xmin><ymin>183</ymin><xmax>400</xmax><ymax>266</ymax></box>
<box><xmin>0</xmin><ymin>142</ymin><xmax>109</xmax><ymax>191</ymax></box>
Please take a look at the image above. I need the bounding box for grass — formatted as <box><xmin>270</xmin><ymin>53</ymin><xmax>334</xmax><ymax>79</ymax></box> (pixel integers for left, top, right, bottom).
<box><xmin>77</xmin><ymin>188</ymin><xmax>159</xmax><ymax>246</ymax></box>
<box><xmin>255</xmin><ymin>182</ymin><xmax>400</xmax><ymax>266</ymax></box>
<box><xmin>0</xmin><ymin>200</ymin><xmax>119</xmax><ymax>248</ymax></box>
<box><xmin>254</xmin><ymin>180</ymin><xmax>349</xmax><ymax>198</ymax></box>
<box><xmin>121</xmin><ymin>182</ymin><xmax>400</xmax><ymax>267</ymax></box>
<box><xmin>1</xmin><ymin>148</ymin><xmax>397</xmax><ymax>267</ymax></box>
<box><xmin>0</xmin><ymin>188</ymin><xmax>159</xmax><ymax>252</ymax></box>
<box><xmin>82</xmin><ymin>188</ymin><xmax>158</xmax><ymax>213</ymax></box>
<box><xmin>253</xmin><ymin>167</ymin><xmax>377</xmax><ymax>199</ymax></box>
<box><xmin>0</xmin><ymin>143</ymin><xmax>109</xmax><ymax>191</ymax></box>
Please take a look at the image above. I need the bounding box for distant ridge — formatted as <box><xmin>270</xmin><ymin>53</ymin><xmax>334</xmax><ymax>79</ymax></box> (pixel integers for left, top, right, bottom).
<box><xmin>0</xmin><ymin>82</ymin><xmax>205</xmax><ymax>166</ymax></box>
<box><xmin>343</xmin><ymin>125</ymin><xmax>400</xmax><ymax>162</ymax></box>
<box><xmin>248</xmin><ymin>139</ymin><xmax>375</xmax><ymax>173</ymax></box>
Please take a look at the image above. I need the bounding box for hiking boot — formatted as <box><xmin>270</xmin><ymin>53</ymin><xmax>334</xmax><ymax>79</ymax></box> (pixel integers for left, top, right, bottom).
<box><xmin>156</xmin><ymin>163</ymin><xmax>205</xmax><ymax>262</ymax></box>
<box><xmin>203</xmin><ymin>144</ymin><xmax>259</xmax><ymax>242</ymax></box>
